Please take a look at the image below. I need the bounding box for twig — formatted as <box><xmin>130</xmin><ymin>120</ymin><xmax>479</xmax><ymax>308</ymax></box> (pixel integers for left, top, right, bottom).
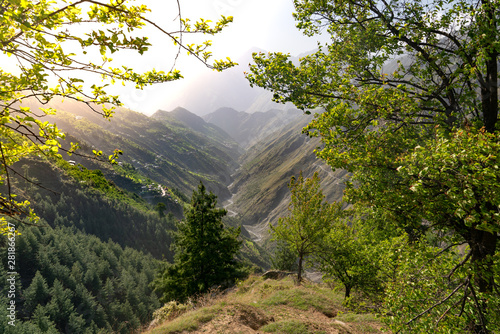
<box><xmin>400</xmin><ymin>281</ymin><xmax>466</xmax><ymax>331</ymax></box>
<box><xmin>0</xmin><ymin>141</ymin><xmax>13</xmax><ymax>215</ymax></box>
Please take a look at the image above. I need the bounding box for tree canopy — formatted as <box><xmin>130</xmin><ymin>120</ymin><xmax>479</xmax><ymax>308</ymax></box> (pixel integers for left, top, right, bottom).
<box><xmin>247</xmin><ymin>0</ymin><xmax>499</xmax><ymax>332</ymax></box>
<box><xmin>0</xmin><ymin>0</ymin><xmax>235</xmax><ymax>233</ymax></box>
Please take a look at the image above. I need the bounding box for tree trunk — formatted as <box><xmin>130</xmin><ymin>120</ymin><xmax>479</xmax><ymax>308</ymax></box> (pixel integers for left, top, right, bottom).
<box><xmin>481</xmin><ymin>0</ymin><xmax>498</xmax><ymax>133</ymax></box>
<box><xmin>297</xmin><ymin>254</ymin><xmax>303</xmax><ymax>285</ymax></box>
<box><xmin>467</xmin><ymin>228</ymin><xmax>498</xmax><ymax>334</ymax></box>
<box><xmin>469</xmin><ymin>229</ymin><xmax>497</xmax><ymax>293</ymax></box>
<box><xmin>344</xmin><ymin>285</ymin><xmax>351</xmax><ymax>300</ymax></box>
<box><xmin>469</xmin><ymin>3</ymin><xmax>499</xmax><ymax>330</ymax></box>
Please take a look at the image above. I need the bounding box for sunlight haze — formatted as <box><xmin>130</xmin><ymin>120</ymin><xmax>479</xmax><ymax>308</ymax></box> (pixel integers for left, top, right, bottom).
<box><xmin>116</xmin><ymin>0</ymin><xmax>324</xmax><ymax>115</ymax></box>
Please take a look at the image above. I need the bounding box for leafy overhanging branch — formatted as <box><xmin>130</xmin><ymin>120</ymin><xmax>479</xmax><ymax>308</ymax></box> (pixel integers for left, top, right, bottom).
<box><xmin>0</xmin><ymin>0</ymin><xmax>237</xmax><ymax>233</ymax></box>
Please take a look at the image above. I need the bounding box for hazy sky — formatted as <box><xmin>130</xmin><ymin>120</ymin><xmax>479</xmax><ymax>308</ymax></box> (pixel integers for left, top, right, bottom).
<box><xmin>114</xmin><ymin>0</ymin><xmax>325</xmax><ymax>114</ymax></box>
<box><xmin>2</xmin><ymin>0</ymin><xmax>324</xmax><ymax>115</ymax></box>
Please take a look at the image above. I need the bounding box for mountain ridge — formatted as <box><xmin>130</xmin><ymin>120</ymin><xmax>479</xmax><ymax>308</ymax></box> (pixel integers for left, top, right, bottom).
<box><xmin>151</xmin><ymin>107</ymin><xmax>242</xmax><ymax>156</ymax></box>
<box><xmin>203</xmin><ymin>107</ymin><xmax>303</xmax><ymax>149</ymax></box>
<box><xmin>22</xmin><ymin>98</ymin><xmax>240</xmax><ymax>199</ymax></box>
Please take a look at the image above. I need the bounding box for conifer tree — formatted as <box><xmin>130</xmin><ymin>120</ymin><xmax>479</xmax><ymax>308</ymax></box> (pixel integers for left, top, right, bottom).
<box><xmin>153</xmin><ymin>182</ymin><xmax>244</xmax><ymax>302</ymax></box>
<box><xmin>24</xmin><ymin>271</ymin><xmax>50</xmax><ymax>315</ymax></box>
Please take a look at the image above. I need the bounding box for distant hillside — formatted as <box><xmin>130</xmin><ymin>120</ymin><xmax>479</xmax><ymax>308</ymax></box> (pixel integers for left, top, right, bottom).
<box><xmin>22</xmin><ymin>98</ymin><xmax>240</xmax><ymax>200</ymax></box>
<box><xmin>228</xmin><ymin>114</ymin><xmax>348</xmax><ymax>242</ymax></box>
<box><xmin>203</xmin><ymin>107</ymin><xmax>303</xmax><ymax>149</ymax></box>
<box><xmin>151</xmin><ymin>107</ymin><xmax>243</xmax><ymax>155</ymax></box>
<box><xmin>8</xmin><ymin>157</ymin><xmax>178</xmax><ymax>259</ymax></box>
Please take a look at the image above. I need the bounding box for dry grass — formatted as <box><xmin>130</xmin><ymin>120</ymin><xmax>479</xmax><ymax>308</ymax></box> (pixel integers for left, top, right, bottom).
<box><xmin>142</xmin><ymin>275</ymin><xmax>389</xmax><ymax>334</ymax></box>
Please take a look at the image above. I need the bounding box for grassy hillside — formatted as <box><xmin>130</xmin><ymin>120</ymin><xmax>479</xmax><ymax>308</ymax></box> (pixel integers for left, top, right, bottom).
<box><xmin>151</xmin><ymin>107</ymin><xmax>243</xmax><ymax>156</ymax></box>
<box><xmin>9</xmin><ymin>157</ymin><xmax>178</xmax><ymax>259</ymax></box>
<box><xmin>143</xmin><ymin>275</ymin><xmax>387</xmax><ymax>334</ymax></box>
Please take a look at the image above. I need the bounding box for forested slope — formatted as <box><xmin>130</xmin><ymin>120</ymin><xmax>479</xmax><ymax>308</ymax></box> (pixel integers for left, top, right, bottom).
<box><xmin>1</xmin><ymin>225</ymin><xmax>161</xmax><ymax>333</ymax></box>
<box><xmin>23</xmin><ymin>98</ymin><xmax>240</xmax><ymax>199</ymax></box>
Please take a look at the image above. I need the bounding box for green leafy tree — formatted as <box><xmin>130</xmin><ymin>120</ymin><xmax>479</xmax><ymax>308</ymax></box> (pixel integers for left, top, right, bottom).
<box><xmin>0</xmin><ymin>0</ymin><xmax>236</xmax><ymax>233</ymax></box>
<box><xmin>271</xmin><ymin>172</ymin><xmax>337</xmax><ymax>284</ymax></box>
<box><xmin>382</xmin><ymin>235</ymin><xmax>499</xmax><ymax>334</ymax></box>
<box><xmin>247</xmin><ymin>0</ymin><xmax>499</xmax><ymax>331</ymax></box>
<box><xmin>153</xmin><ymin>182</ymin><xmax>244</xmax><ymax>302</ymax></box>
<box><xmin>313</xmin><ymin>214</ymin><xmax>382</xmax><ymax>300</ymax></box>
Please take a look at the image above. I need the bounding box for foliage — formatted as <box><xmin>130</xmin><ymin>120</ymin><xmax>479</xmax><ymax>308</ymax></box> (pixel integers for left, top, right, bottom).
<box><xmin>247</xmin><ymin>0</ymin><xmax>499</xmax><ymax>331</ymax></box>
<box><xmin>0</xmin><ymin>0</ymin><xmax>236</xmax><ymax>233</ymax></box>
<box><xmin>152</xmin><ymin>300</ymin><xmax>192</xmax><ymax>325</ymax></box>
<box><xmin>271</xmin><ymin>171</ymin><xmax>338</xmax><ymax>283</ymax></box>
<box><xmin>155</xmin><ymin>202</ymin><xmax>167</xmax><ymax>218</ymax></box>
<box><xmin>14</xmin><ymin>157</ymin><xmax>176</xmax><ymax>259</ymax></box>
<box><xmin>153</xmin><ymin>182</ymin><xmax>245</xmax><ymax>302</ymax></box>
<box><xmin>271</xmin><ymin>239</ymin><xmax>298</xmax><ymax>272</ymax></box>
<box><xmin>313</xmin><ymin>212</ymin><xmax>382</xmax><ymax>300</ymax></box>
<box><xmin>377</xmin><ymin>128</ymin><xmax>500</xmax><ymax>332</ymax></box>
<box><xmin>383</xmin><ymin>237</ymin><xmax>500</xmax><ymax>333</ymax></box>
<box><xmin>394</xmin><ymin>128</ymin><xmax>500</xmax><ymax>235</ymax></box>
<box><xmin>171</xmin><ymin>187</ymin><xmax>190</xmax><ymax>203</ymax></box>
<box><xmin>0</xmin><ymin>225</ymin><xmax>161</xmax><ymax>333</ymax></box>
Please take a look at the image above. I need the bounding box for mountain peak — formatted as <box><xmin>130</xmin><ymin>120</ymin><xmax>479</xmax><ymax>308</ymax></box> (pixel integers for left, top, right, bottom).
<box><xmin>171</xmin><ymin>106</ymin><xmax>195</xmax><ymax>115</ymax></box>
<box><xmin>152</xmin><ymin>107</ymin><xmax>205</xmax><ymax>132</ymax></box>
<box><xmin>203</xmin><ymin>107</ymin><xmax>303</xmax><ymax>149</ymax></box>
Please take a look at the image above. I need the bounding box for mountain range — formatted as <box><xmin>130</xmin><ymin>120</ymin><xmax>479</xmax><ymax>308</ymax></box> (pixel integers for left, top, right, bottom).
<box><xmin>22</xmin><ymin>97</ymin><xmax>348</xmax><ymax>242</ymax></box>
<box><xmin>2</xmin><ymin>79</ymin><xmax>350</xmax><ymax>332</ymax></box>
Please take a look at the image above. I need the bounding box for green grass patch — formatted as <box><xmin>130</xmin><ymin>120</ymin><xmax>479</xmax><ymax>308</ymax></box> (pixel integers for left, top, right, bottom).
<box><xmin>55</xmin><ymin>158</ymin><xmax>151</xmax><ymax>211</ymax></box>
<box><xmin>261</xmin><ymin>320</ymin><xmax>309</xmax><ymax>333</ymax></box>
<box><xmin>148</xmin><ymin>305</ymin><xmax>221</xmax><ymax>334</ymax></box>
<box><xmin>260</xmin><ymin>286</ymin><xmax>334</xmax><ymax>315</ymax></box>
<box><xmin>336</xmin><ymin>311</ymin><xmax>378</xmax><ymax>323</ymax></box>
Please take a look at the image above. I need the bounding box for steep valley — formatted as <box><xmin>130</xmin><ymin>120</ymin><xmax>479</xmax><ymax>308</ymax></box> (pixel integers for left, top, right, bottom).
<box><xmin>19</xmin><ymin>99</ymin><xmax>348</xmax><ymax>241</ymax></box>
<box><xmin>1</xmin><ymin>100</ymin><xmax>349</xmax><ymax>333</ymax></box>
<box><xmin>205</xmin><ymin>110</ymin><xmax>349</xmax><ymax>244</ymax></box>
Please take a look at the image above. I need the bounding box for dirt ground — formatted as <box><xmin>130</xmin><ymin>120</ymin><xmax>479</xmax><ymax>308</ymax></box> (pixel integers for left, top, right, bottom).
<box><xmin>188</xmin><ymin>303</ymin><xmax>382</xmax><ymax>334</ymax></box>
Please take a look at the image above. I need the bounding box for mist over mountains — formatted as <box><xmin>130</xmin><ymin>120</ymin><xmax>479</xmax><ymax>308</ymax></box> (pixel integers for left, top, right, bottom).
<box><xmin>161</xmin><ymin>48</ymin><xmax>300</xmax><ymax>116</ymax></box>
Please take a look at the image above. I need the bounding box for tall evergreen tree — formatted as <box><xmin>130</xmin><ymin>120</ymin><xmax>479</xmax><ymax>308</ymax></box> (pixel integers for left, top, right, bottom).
<box><xmin>153</xmin><ymin>182</ymin><xmax>244</xmax><ymax>302</ymax></box>
<box><xmin>23</xmin><ymin>271</ymin><xmax>50</xmax><ymax>315</ymax></box>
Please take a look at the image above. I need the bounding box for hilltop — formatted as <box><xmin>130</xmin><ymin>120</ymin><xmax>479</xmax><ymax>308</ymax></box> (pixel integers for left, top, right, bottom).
<box><xmin>143</xmin><ymin>274</ymin><xmax>387</xmax><ymax>334</ymax></box>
